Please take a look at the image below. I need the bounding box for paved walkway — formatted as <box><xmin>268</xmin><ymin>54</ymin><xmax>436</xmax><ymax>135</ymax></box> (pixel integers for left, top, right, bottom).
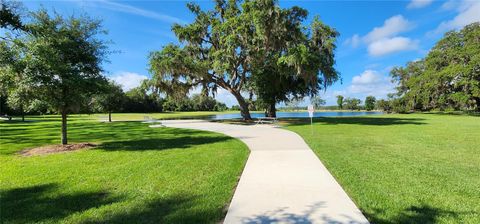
<box><xmin>158</xmin><ymin>120</ymin><xmax>369</xmax><ymax>224</ymax></box>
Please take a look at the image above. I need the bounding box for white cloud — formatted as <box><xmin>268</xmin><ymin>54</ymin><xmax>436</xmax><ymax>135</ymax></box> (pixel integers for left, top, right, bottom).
<box><xmin>363</xmin><ymin>15</ymin><xmax>413</xmax><ymax>43</ymax></box>
<box><xmin>440</xmin><ymin>0</ymin><xmax>458</xmax><ymax>11</ymax></box>
<box><xmin>351</xmin><ymin>70</ymin><xmax>382</xmax><ymax>85</ymax></box>
<box><xmin>407</xmin><ymin>0</ymin><xmax>434</xmax><ymax>9</ymax></box>
<box><xmin>344</xmin><ymin>15</ymin><xmax>418</xmax><ymax>56</ymax></box>
<box><xmin>316</xmin><ymin>70</ymin><xmax>396</xmax><ymax>105</ymax></box>
<box><xmin>344</xmin><ymin>34</ymin><xmax>361</xmax><ymax>48</ymax></box>
<box><xmin>367</xmin><ymin>37</ymin><xmax>419</xmax><ymax>56</ymax></box>
<box><xmin>110</xmin><ymin>71</ymin><xmax>148</xmax><ymax>91</ymax></box>
<box><xmin>88</xmin><ymin>0</ymin><xmax>186</xmax><ymax>24</ymax></box>
<box><xmin>348</xmin><ymin>70</ymin><xmax>395</xmax><ymax>99</ymax></box>
<box><xmin>433</xmin><ymin>1</ymin><xmax>480</xmax><ymax>33</ymax></box>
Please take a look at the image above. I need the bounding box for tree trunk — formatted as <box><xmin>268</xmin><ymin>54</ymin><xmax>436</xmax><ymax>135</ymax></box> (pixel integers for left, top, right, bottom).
<box><xmin>108</xmin><ymin>112</ymin><xmax>112</xmax><ymax>122</ymax></box>
<box><xmin>61</xmin><ymin>110</ymin><xmax>68</xmax><ymax>145</ymax></box>
<box><xmin>266</xmin><ymin>103</ymin><xmax>276</xmax><ymax>118</ymax></box>
<box><xmin>231</xmin><ymin>91</ymin><xmax>252</xmax><ymax>120</ymax></box>
<box><xmin>21</xmin><ymin>105</ymin><xmax>25</xmax><ymax>122</ymax></box>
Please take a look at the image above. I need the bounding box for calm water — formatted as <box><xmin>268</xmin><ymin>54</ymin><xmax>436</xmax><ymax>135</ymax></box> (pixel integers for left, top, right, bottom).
<box><xmin>210</xmin><ymin>111</ymin><xmax>383</xmax><ymax>120</ymax></box>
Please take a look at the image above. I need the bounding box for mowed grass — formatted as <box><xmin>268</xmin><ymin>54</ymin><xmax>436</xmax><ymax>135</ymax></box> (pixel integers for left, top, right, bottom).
<box><xmin>90</xmin><ymin>111</ymin><xmax>238</xmax><ymax>121</ymax></box>
<box><xmin>284</xmin><ymin>114</ymin><xmax>480</xmax><ymax>224</ymax></box>
<box><xmin>0</xmin><ymin>115</ymin><xmax>249</xmax><ymax>223</ymax></box>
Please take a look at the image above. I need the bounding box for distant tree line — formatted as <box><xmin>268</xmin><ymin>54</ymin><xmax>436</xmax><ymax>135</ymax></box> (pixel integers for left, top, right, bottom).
<box><xmin>331</xmin><ymin>95</ymin><xmax>376</xmax><ymax>111</ymax></box>
<box><xmin>0</xmin><ymin>1</ymin><xmax>228</xmax><ymax>145</ymax></box>
<box><xmin>1</xmin><ymin>82</ymin><xmax>229</xmax><ymax>117</ymax></box>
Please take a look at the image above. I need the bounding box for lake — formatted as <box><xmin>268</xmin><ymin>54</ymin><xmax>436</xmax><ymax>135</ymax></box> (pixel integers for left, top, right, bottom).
<box><xmin>210</xmin><ymin>111</ymin><xmax>383</xmax><ymax>120</ymax></box>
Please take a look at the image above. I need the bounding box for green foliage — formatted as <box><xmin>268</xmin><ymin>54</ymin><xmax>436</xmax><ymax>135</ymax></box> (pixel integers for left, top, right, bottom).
<box><xmin>375</xmin><ymin>99</ymin><xmax>391</xmax><ymax>113</ymax></box>
<box><xmin>0</xmin><ymin>8</ymin><xmax>110</xmax><ymax>144</ymax></box>
<box><xmin>365</xmin><ymin>96</ymin><xmax>376</xmax><ymax>111</ymax></box>
<box><xmin>246</xmin><ymin>2</ymin><xmax>340</xmax><ymax>117</ymax></box>
<box><xmin>336</xmin><ymin>95</ymin><xmax>344</xmax><ymax>109</ymax></box>
<box><xmin>390</xmin><ymin>22</ymin><xmax>480</xmax><ymax>112</ymax></box>
<box><xmin>344</xmin><ymin>97</ymin><xmax>361</xmax><ymax>110</ymax></box>
<box><xmin>123</xmin><ymin>87</ymin><xmax>163</xmax><ymax>113</ymax></box>
<box><xmin>149</xmin><ymin>0</ymin><xmax>253</xmax><ymax>119</ymax></box>
<box><xmin>191</xmin><ymin>94</ymin><xmax>217</xmax><ymax>111</ymax></box>
<box><xmin>230</xmin><ymin>105</ymin><xmax>241</xmax><ymax>111</ymax></box>
<box><xmin>311</xmin><ymin>96</ymin><xmax>326</xmax><ymax>108</ymax></box>
<box><xmin>23</xmin><ymin>10</ymin><xmax>109</xmax><ymax>113</ymax></box>
<box><xmin>162</xmin><ymin>94</ymin><xmax>227</xmax><ymax>112</ymax></box>
<box><xmin>162</xmin><ymin>97</ymin><xmax>193</xmax><ymax>112</ymax></box>
<box><xmin>27</xmin><ymin>99</ymin><xmax>51</xmax><ymax>114</ymax></box>
<box><xmin>91</xmin><ymin>81</ymin><xmax>125</xmax><ymax>121</ymax></box>
<box><xmin>149</xmin><ymin>0</ymin><xmax>340</xmax><ymax>119</ymax></box>
<box><xmin>0</xmin><ymin>0</ymin><xmax>24</xmax><ymax>30</ymax></box>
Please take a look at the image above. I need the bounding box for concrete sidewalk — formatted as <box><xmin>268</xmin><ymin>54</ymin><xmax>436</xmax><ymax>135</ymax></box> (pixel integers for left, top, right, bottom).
<box><xmin>158</xmin><ymin>120</ymin><xmax>369</xmax><ymax>224</ymax></box>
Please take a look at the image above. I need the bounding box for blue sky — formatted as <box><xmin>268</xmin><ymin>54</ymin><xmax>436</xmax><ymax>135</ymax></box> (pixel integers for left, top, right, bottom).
<box><xmin>22</xmin><ymin>0</ymin><xmax>480</xmax><ymax>106</ymax></box>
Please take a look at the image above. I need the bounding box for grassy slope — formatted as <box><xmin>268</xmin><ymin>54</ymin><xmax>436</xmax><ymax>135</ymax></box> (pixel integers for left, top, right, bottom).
<box><xmin>0</xmin><ymin>115</ymin><xmax>249</xmax><ymax>223</ymax></box>
<box><xmin>284</xmin><ymin>114</ymin><xmax>480</xmax><ymax>224</ymax></box>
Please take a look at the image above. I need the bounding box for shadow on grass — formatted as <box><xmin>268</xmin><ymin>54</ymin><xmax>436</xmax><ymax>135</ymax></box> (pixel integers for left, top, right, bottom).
<box><xmin>84</xmin><ymin>195</ymin><xmax>222</xmax><ymax>224</ymax></box>
<box><xmin>1</xmin><ymin>120</ymin><xmax>233</xmax><ymax>155</ymax></box>
<box><xmin>98</xmin><ymin>135</ymin><xmax>232</xmax><ymax>151</ymax></box>
<box><xmin>284</xmin><ymin>117</ymin><xmax>426</xmax><ymax>126</ymax></box>
<box><xmin>364</xmin><ymin>204</ymin><xmax>478</xmax><ymax>224</ymax></box>
<box><xmin>0</xmin><ymin>183</ymin><xmax>121</xmax><ymax>224</ymax></box>
<box><xmin>423</xmin><ymin>111</ymin><xmax>480</xmax><ymax>116</ymax></box>
<box><xmin>1</xmin><ymin>185</ymin><xmax>226</xmax><ymax>223</ymax></box>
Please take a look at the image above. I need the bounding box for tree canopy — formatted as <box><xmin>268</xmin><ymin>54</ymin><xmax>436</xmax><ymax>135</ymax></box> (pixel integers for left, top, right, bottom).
<box><xmin>92</xmin><ymin>81</ymin><xmax>124</xmax><ymax>122</ymax></box>
<box><xmin>1</xmin><ymin>8</ymin><xmax>110</xmax><ymax>144</ymax></box>
<box><xmin>344</xmin><ymin>97</ymin><xmax>361</xmax><ymax>110</ymax></box>
<box><xmin>365</xmin><ymin>96</ymin><xmax>376</xmax><ymax>111</ymax></box>
<box><xmin>245</xmin><ymin>0</ymin><xmax>339</xmax><ymax>117</ymax></box>
<box><xmin>149</xmin><ymin>0</ymin><xmax>339</xmax><ymax>119</ymax></box>
<box><xmin>336</xmin><ymin>95</ymin><xmax>344</xmax><ymax>109</ymax></box>
<box><xmin>389</xmin><ymin>22</ymin><xmax>480</xmax><ymax>112</ymax></box>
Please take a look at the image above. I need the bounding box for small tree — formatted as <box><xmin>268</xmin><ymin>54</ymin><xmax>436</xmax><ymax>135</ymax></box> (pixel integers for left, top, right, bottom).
<box><xmin>311</xmin><ymin>96</ymin><xmax>326</xmax><ymax>108</ymax></box>
<box><xmin>344</xmin><ymin>97</ymin><xmax>361</xmax><ymax>110</ymax></box>
<box><xmin>92</xmin><ymin>81</ymin><xmax>124</xmax><ymax>122</ymax></box>
<box><xmin>365</xmin><ymin>96</ymin><xmax>376</xmax><ymax>111</ymax></box>
<box><xmin>6</xmin><ymin>80</ymin><xmax>34</xmax><ymax>121</ymax></box>
<box><xmin>1</xmin><ymin>30</ymin><xmax>35</xmax><ymax>121</ymax></box>
<box><xmin>336</xmin><ymin>95</ymin><xmax>344</xmax><ymax>109</ymax></box>
<box><xmin>376</xmin><ymin>99</ymin><xmax>391</xmax><ymax>112</ymax></box>
<box><xmin>20</xmin><ymin>10</ymin><xmax>109</xmax><ymax>144</ymax></box>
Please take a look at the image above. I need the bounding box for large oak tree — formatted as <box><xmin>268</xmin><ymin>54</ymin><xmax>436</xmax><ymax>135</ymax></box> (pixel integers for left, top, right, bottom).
<box><xmin>390</xmin><ymin>22</ymin><xmax>480</xmax><ymax>112</ymax></box>
<box><xmin>149</xmin><ymin>0</ymin><xmax>340</xmax><ymax>120</ymax></box>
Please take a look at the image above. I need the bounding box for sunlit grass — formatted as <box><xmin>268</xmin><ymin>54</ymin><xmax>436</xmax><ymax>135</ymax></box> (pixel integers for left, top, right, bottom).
<box><xmin>284</xmin><ymin>114</ymin><xmax>480</xmax><ymax>223</ymax></box>
<box><xmin>0</xmin><ymin>116</ymin><xmax>249</xmax><ymax>223</ymax></box>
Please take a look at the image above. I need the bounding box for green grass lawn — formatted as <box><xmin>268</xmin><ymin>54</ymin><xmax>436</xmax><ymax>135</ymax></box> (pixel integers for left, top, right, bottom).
<box><xmin>93</xmin><ymin>111</ymin><xmax>239</xmax><ymax>121</ymax></box>
<box><xmin>284</xmin><ymin>114</ymin><xmax>480</xmax><ymax>223</ymax></box>
<box><xmin>9</xmin><ymin>111</ymin><xmax>240</xmax><ymax>123</ymax></box>
<box><xmin>0</xmin><ymin>115</ymin><xmax>249</xmax><ymax>223</ymax></box>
